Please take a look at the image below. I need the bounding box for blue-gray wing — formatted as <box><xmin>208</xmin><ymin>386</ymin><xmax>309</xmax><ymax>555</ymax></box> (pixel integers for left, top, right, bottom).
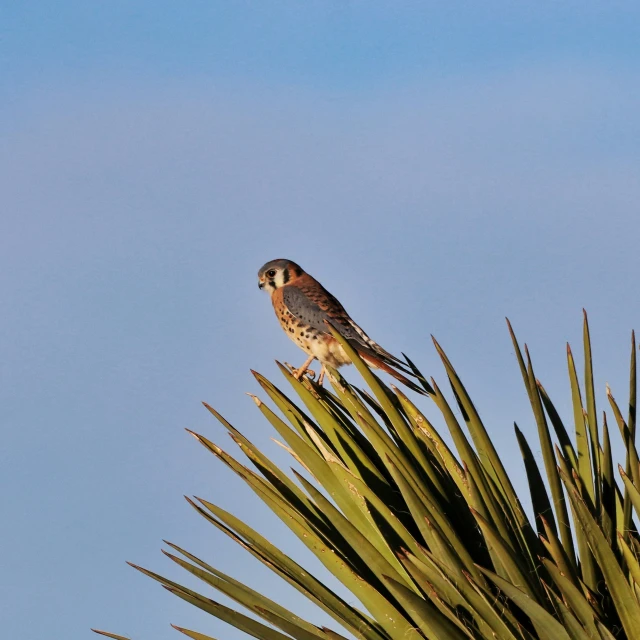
<box><xmin>282</xmin><ymin>284</ymin><xmax>360</xmax><ymax>340</ymax></box>
<box><xmin>281</xmin><ymin>283</ymin><xmax>410</xmax><ymax>370</ymax></box>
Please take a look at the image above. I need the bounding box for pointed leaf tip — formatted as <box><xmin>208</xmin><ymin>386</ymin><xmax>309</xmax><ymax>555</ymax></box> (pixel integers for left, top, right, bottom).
<box><xmin>171</xmin><ymin>624</ymin><xmax>192</xmax><ymax>636</ymax></box>
<box><xmin>245</xmin><ymin>392</ymin><xmax>262</xmax><ymax>406</ymax></box>
<box><xmin>91</xmin><ymin>630</ymin><xmax>133</xmax><ymax>640</ymax></box>
<box><xmin>185</xmin><ymin>429</ymin><xmax>201</xmax><ymax>440</ymax></box>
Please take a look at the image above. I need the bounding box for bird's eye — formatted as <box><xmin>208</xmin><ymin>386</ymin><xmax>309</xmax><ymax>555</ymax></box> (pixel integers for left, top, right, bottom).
<box><xmin>267</xmin><ymin>270</ymin><xmax>277</xmax><ymax>278</ymax></box>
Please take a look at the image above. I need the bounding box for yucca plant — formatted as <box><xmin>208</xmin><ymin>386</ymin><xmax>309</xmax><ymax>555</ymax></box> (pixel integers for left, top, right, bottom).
<box><xmin>94</xmin><ymin>313</ymin><xmax>640</xmax><ymax>640</ymax></box>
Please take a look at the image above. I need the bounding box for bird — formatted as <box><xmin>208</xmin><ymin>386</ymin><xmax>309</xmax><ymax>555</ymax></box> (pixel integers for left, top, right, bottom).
<box><xmin>257</xmin><ymin>259</ymin><xmax>425</xmax><ymax>393</ymax></box>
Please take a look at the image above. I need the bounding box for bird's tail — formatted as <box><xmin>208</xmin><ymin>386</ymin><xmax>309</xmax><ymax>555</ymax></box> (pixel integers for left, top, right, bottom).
<box><xmin>359</xmin><ymin>352</ymin><xmax>427</xmax><ymax>395</ymax></box>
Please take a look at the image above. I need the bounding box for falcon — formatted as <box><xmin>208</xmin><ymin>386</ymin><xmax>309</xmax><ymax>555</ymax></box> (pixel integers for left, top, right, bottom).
<box><xmin>257</xmin><ymin>259</ymin><xmax>424</xmax><ymax>393</ymax></box>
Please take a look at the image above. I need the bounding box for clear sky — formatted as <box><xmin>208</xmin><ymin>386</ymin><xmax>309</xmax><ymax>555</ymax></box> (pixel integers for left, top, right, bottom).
<box><xmin>2</xmin><ymin>3</ymin><xmax>640</xmax><ymax>639</ymax></box>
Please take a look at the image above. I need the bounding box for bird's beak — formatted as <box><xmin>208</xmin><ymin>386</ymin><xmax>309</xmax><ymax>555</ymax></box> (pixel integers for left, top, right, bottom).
<box><xmin>258</xmin><ymin>282</ymin><xmax>264</xmax><ymax>290</ymax></box>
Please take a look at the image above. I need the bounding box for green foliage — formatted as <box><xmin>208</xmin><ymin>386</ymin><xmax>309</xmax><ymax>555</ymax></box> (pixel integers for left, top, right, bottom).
<box><xmin>97</xmin><ymin>314</ymin><xmax>640</xmax><ymax>640</ymax></box>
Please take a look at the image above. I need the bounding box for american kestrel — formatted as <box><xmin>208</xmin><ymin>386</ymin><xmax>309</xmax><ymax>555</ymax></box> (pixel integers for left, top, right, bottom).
<box><xmin>257</xmin><ymin>259</ymin><xmax>425</xmax><ymax>393</ymax></box>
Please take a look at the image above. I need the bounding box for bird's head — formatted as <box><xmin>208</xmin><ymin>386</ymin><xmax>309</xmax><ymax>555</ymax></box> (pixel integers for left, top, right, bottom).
<box><xmin>257</xmin><ymin>259</ymin><xmax>303</xmax><ymax>295</ymax></box>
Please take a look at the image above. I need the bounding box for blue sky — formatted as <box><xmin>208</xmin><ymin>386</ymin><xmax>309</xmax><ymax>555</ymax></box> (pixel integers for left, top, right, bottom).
<box><xmin>2</xmin><ymin>3</ymin><xmax>640</xmax><ymax>639</ymax></box>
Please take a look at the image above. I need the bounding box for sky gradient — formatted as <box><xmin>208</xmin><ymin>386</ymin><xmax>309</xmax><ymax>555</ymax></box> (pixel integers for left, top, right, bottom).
<box><xmin>2</xmin><ymin>3</ymin><xmax>640</xmax><ymax>639</ymax></box>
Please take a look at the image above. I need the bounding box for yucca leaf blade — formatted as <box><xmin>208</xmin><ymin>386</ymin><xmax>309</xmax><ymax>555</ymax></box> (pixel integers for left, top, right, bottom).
<box><xmin>478</xmin><ymin>567</ymin><xmax>572</xmax><ymax>640</ymax></box>
<box><xmin>191</xmin><ymin>498</ymin><xmax>384</xmax><ymax>640</ymax></box>
<box><xmin>381</xmin><ymin>575</ymin><xmax>471</xmax><ymax>640</ymax></box>
<box><xmin>618</xmin><ymin>466</ymin><xmax>640</xmax><ymax>526</ymax></box>
<box><xmin>537</xmin><ymin>381</ymin><xmax>579</xmax><ymax>472</ymax></box>
<box><xmin>546</xmin><ymin>589</ymin><xmax>593</xmax><ymax>640</ymax></box>
<box><xmin>600</xmin><ymin>415</ymin><xmax>615</xmax><ymax>544</ymax></box>
<box><xmin>515</xmin><ymin>423</ymin><xmax>554</xmax><ymax>537</ymax></box>
<box><xmin>539</xmin><ymin>517</ymin><xmax>581</xmax><ymax>590</ymax></box>
<box><xmin>162</xmin><ymin>548</ymin><xmax>327</xmax><ymax>640</ymax></box>
<box><xmin>164</xmin><ymin>585</ymin><xmax>294</xmax><ymax>640</ymax></box>
<box><xmin>539</xmin><ymin>559</ymin><xmax>599</xmax><ymax>637</ymax></box>
<box><xmin>560</xmin><ymin>476</ymin><xmax>640</xmax><ymax>638</ymax></box>
<box><xmin>91</xmin><ymin>631</ymin><xmax>132</xmax><ymax>640</ymax></box>
<box><xmin>583</xmin><ymin>311</ymin><xmax>601</xmax><ymax>512</ymax></box>
<box><xmin>171</xmin><ymin>625</ymin><xmax>220</xmax><ymax>640</ymax></box>
<box><xmin>567</xmin><ymin>345</ymin><xmax>595</xmax><ymax>504</ymax></box>
<box><xmin>471</xmin><ymin>508</ymin><xmax>542</xmax><ymax>601</ymax></box>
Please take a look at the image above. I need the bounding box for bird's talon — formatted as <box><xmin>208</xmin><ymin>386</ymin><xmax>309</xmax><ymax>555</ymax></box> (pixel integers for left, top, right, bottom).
<box><xmin>285</xmin><ymin>362</ymin><xmax>316</xmax><ymax>380</ymax></box>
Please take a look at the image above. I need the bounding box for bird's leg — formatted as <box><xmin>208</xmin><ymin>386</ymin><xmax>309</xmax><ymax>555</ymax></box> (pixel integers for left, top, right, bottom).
<box><xmin>288</xmin><ymin>355</ymin><xmax>316</xmax><ymax>380</ymax></box>
<box><xmin>317</xmin><ymin>365</ymin><xmax>326</xmax><ymax>386</ymax></box>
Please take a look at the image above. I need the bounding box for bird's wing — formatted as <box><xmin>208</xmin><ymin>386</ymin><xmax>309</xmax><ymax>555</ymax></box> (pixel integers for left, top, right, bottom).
<box><xmin>282</xmin><ymin>283</ymin><xmax>415</xmax><ymax>375</ymax></box>
<box><xmin>281</xmin><ymin>283</ymin><xmax>357</xmax><ymax>338</ymax></box>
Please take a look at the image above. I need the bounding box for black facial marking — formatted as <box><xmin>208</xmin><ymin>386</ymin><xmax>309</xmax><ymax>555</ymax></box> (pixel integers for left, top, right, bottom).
<box><xmin>293</xmin><ymin>265</ymin><xmax>302</xmax><ymax>277</ymax></box>
<box><xmin>282</xmin><ymin>268</ymin><xmax>290</xmax><ymax>284</ymax></box>
<box><xmin>268</xmin><ymin>280</ymin><xmax>276</xmax><ymax>289</ymax></box>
